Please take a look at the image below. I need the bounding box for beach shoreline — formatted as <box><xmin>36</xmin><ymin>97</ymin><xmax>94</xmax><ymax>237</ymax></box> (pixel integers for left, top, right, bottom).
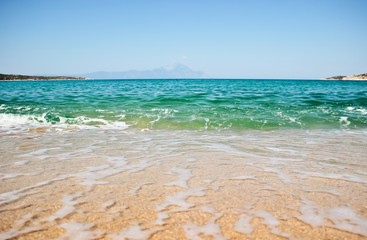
<box><xmin>0</xmin><ymin>128</ymin><xmax>366</xmax><ymax>239</ymax></box>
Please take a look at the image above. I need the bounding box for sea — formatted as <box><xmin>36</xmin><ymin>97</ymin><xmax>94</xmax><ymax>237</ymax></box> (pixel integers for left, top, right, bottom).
<box><xmin>0</xmin><ymin>79</ymin><xmax>366</xmax><ymax>239</ymax></box>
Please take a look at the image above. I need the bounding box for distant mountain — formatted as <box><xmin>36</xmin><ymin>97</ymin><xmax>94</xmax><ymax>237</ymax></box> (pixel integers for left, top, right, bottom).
<box><xmin>0</xmin><ymin>73</ymin><xmax>85</xmax><ymax>81</ymax></box>
<box><xmin>79</xmin><ymin>64</ymin><xmax>204</xmax><ymax>79</ymax></box>
<box><xmin>326</xmin><ymin>73</ymin><xmax>367</xmax><ymax>80</ymax></box>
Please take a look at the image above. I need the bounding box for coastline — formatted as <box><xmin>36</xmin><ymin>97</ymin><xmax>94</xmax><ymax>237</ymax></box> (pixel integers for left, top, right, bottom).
<box><xmin>0</xmin><ymin>73</ymin><xmax>85</xmax><ymax>81</ymax></box>
<box><xmin>0</xmin><ymin>78</ymin><xmax>90</xmax><ymax>82</ymax></box>
<box><xmin>325</xmin><ymin>73</ymin><xmax>367</xmax><ymax>81</ymax></box>
<box><xmin>1</xmin><ymin>78</ymin><xmax>367</xmax><ymax>82</ymax></box>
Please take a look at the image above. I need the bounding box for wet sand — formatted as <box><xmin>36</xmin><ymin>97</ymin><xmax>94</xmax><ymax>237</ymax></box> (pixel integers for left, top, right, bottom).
<box><xmin>0</xmin><ymin>129</ymin><xmax>366</xmax><ymax>239</ymax></box>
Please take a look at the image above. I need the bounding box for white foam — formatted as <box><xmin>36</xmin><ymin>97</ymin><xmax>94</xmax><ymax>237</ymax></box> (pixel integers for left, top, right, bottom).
<box><xmin>0</xmin><ymin>173</ymin><xmax>26</xmax><ymax>180</ymax></box>
<box><xmin>0</xmin><ymin>176</ymin><xmax>69</xmax><ymax>205</ymax></box>
<box><xmin>297</xmin><ymin>200</ymin><xmax>325</xmax><ymax>228</ymax></box>
<box><xmin>0</xmin><ymin>171</ymin><xmax>38</xmax><ymax>180</ymax></box>
<box><xmin>229</xmin><ymin>175</ymin><xmax>255</xmax><ymax>180</ymax></box>
<box><xmin>0</xmin><ymin>113</ymin><xmax>129</xmax><ymax>133</ymax></box>
<box><xmin>157</xmin><ymin>187</ymin><xmax>206</xmax><ymax>212</ymax></box>
<box><xmin>356</xmin><ymin>108</ymin><xmax>367</xmax><ymax>115</ymax></box>
<box><xmin>19</xmin><ymin>147</ymin><xmax>62</xmax><ymax>159</ymax></box>
<box><xmin>109</xmin><ymin>224</ymin><xmax>154</xmax><ymax>240</ymax></box>
<box><xmin>186</xmin><ymin>158</ymin><xmax>197</xmax><ymax>163</ymax></box>
<box><xmin>98</xmin><ymin>121</ymin><xmax>128</xmax><ymax>130</ymax></box>
<box><xmin>297</xmin><ymin>200</ymin><xmax>367</xmax><ymax>236</ymax></box>
<box><xmin>261</xmin><ymin>167</ymin><xmax>292</xmax><ymax>184</ymax></box>
<box><xmin>297</xmin><ymin>171</ymin><xmax>367</xmax><ymax>184</ymax></box>
<box><xmin>71</xmin><ymin>157</ymin><xmax>153</xmax><ymax>187</ymax></box>
<box><xmin>0</xmin><ymin>213</ymin><xmax>42</xmax><ymax>240</ymax></box>
<box><xmin>0</xmin><ymin>113</ymin><xmax>45</xmax><ymax>127</ymax></box>
<box><xmin>14</xmin><ymin>160</ymin><xmax>29</xmax><ymax>166</ymax></box>
<box><xmin>47</xmin><ymin>192</ymin><xmax>82</xmax><ymax>221</ymax></box>
<box><xmin>346</xmin><ymin>107</ymin><xmax>367</xmax><ymax>115</ymax></box>
<box><xmin>234</xmin><ymin>215</ymin><xmax>253</xmax><ymax>234</ymax></box>
<box><xmin>327</xmin><ymin>207</ymin><xmax>367</xmax><ymax>236</ymax></box>
<box><xmin>58</xmin><ymin>221</ymin><xmax>102</xmax><ymax>240</ymax></box>
<box><xmin>164</xmin><ymin>167</ymin><xmax>193</xmax><ymax>188</ymax></box>
<box><xmin>155</xmin><ymin>212</ymin><xmax>169</xmax><ymax>225</ymax></box>
<box><xmin>127</xmin><ymin>159</ymin><xmax>152</xmax><ymax>173</ymax></box>
<box><xmin>183</xmin><ymin>207</ymin><xmax>225</xmax><ymax>240</ymax></box>
<box><xmin>254</xmin><ymin>210</ymin><xmax>279</xmax><ymax>227</ymax></box>
<box><xmin>339</xmin><ymin>116</ymin><xmax>351</xmax><ymax>127</ymax></box>
<box><xmin>253</xmin><ymin>210</ymin><xmax>291</xmax><ymax>238</ymax></box>
<box><xmin>74</xmin><ymin>164</ymin><xmax>113</xmax><ymax>186</ymax></box>
<box><xmin>266</xmin><ymin>147</ymin><xmax>299</xmax><ymax>154</ymax></box>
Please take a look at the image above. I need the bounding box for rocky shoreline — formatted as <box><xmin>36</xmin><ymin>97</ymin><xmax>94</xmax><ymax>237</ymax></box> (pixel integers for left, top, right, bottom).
<box><xmin>0</xmin><ymin>73</ymin><xmax>85</xmax><ymax>81</ymax></box>
<box><xmin>326</xmin><ymin>73</ymin><xmax>367</xmax><ymax>80</ymax></box>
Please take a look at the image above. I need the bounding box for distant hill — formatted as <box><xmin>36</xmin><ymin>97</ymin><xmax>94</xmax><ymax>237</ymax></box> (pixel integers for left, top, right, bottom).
<box><xmin>0</xmin><ymin>73</ymin><xmax>85</xmax><ymax>81</ymax></box>
<box><xmin>79</xmin><ymin>64</ymin><xmax>204</xmax><ymax>79</ymax></box>
<box><xmin>326</xmin><ymin>73</ymin><xmax>367</xmax><ymax>80</ymax></box>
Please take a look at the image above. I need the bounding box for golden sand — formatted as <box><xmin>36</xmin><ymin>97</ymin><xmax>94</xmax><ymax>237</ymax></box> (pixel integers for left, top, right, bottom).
<box><xmin>0</xmin><ymin>129</ymin><xmax>366</xmax><ymax>239</ymax></box>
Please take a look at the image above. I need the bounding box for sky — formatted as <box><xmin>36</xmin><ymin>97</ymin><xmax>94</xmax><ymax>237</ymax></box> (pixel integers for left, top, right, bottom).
<box><xmin>0</xmin><ymin>0</ymin><xmax>366</xmax><ymax>79</ymax></box>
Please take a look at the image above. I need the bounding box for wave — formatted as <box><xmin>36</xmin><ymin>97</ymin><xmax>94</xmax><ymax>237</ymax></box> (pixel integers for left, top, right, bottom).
<box><xmin>0</xmin><ymin>113</ymin><xmax>128</xmax><ymax>132</ymax></box>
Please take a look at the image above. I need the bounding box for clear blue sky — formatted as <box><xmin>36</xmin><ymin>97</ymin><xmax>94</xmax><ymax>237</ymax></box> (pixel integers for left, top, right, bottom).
<box><xmin>0</xmin><ymin>0</ymin><xmax>366</xmax><ymax>78</ymax></box>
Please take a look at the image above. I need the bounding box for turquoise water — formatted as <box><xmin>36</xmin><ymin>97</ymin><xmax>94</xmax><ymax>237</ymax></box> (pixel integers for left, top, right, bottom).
<box><xmin>0</xmin><ymin>79</ymin><xmax>366</xmax><ymax>131</ymax></box>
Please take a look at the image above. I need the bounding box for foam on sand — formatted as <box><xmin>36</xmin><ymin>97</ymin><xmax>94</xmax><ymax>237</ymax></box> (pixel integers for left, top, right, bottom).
<box><xmin>47</xmin><ymin>192</ymin><xmax>82</xmax><ymax>222</ymax></box>
<box><xmin>234</xmin><ymin>215</ymin><xmax>253</xmax><ymax>235</ymax></box>
<box><xmin>108</xmin><ymin>224</ymin><xmax>155</xmax><ymax>240</ymax></box>
<box><xmin>297</xmin><ymin>200</ymin><xmax>367</xmax><ymax>236</ymax></box>
<box><xmin>164</xmin><ymin>167</ymin><xmax>193</xmax><ymax>188</ymax></box>
<box><xmin>183</xmin><ymin>206</ymin><xmax>225</xmax><ymax>240</ymax></box>
<box><xmin>157</xmin><ymin>187</ymin><xmax>207</xmax><ymax>212</ymax></box>
<box><xmin>58</xmin><ymin>221</ymin><xmax>102</xmax><ymax>240</ymax></box>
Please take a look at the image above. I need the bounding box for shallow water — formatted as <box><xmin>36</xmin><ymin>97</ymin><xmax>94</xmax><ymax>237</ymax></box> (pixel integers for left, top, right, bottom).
<box><xmin>0</xmin><ymin>129</ymin><xmax>366</xmax><ymax>239</ymax></box>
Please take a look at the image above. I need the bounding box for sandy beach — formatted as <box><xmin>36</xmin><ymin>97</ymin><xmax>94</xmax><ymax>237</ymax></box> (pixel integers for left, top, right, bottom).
<box><xmin>1</xmin><ymin>129</ymin><xmax>366</xmax><ymax>239</ymax></box>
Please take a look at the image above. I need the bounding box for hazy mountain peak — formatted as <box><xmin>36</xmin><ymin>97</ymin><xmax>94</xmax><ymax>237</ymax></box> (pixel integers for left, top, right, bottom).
<box><xmin>80</xmin><ymin>64</ymin><xmax>204</xmax><ymax>79</ymax></box>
